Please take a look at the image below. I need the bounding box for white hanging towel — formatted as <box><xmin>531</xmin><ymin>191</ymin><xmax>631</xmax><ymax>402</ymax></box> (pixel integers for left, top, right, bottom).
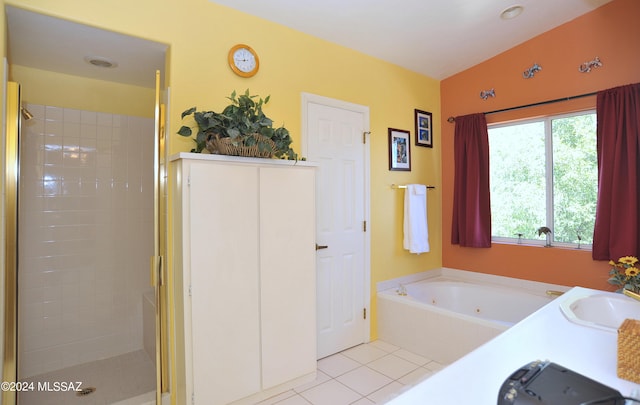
<box><xmin>403</xmin><ymin>184</ymin><xmax>430</xmax><ymax>254</ymax></box>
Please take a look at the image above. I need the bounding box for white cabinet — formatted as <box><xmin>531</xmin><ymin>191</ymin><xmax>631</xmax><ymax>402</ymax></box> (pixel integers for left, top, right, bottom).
<box><xmin>171</xmin><ymin>153</ymin><xmax>317</xmax><ymax>405</ymax></box>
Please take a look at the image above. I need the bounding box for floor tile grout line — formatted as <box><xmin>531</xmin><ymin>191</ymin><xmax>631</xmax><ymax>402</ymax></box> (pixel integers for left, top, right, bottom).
<box><xmin>363</xmin><ymin>379</ymin><xmax>405</xmax><ymax>403</ymax></box>
<box><xmin>295</xmin><ymin>365</ymin><xmax>397</xmax><ymax>404</ymax></box>
<box><xmin>275</xmin><ymin>341</ymin><xmax>444</xmax><ymax>405</ymax></box>
<box><xmin>331</xmin><ymin>376</ymin><xmax>366</xmax><ymax>399</ymax></box>
<box><xmin>308</xmin><ymin>362</ymin><xmax>415</xmax><ymax>404</ymax></box>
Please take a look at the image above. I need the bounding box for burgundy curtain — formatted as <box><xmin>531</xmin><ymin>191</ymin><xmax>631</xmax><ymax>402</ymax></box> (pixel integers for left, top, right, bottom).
<box><xmin>451</xmin><ymin>113</ymin><xmax>492</xmax><ymax>248</ymax></box>
<box><xmin>593</xmin><ymin>83</ymin><xmax>640</xmax><ymax>260</ymax></box>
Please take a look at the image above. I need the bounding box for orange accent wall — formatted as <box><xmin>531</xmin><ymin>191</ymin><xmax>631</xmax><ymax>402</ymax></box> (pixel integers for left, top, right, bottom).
<box><xmin>440</xmin><ymin>0</ymin><xmax>640</xmax><ymax>290</ymax></box>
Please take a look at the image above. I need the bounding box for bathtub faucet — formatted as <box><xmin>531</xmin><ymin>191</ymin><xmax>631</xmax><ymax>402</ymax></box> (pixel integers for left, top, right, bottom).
<box><xmin>623</xmin><ymin>288</ymin><xmax>640</xmax><ymax>302</ymax></box>
<box><xmin>545</xmin><ymin>290</ymin><xmax>564</xmax><ymax>297</ymax></box>
<box><xmin>397</xmin><ymin>284</ymin><xmax>407</xmax><ymax>296</ymax></box>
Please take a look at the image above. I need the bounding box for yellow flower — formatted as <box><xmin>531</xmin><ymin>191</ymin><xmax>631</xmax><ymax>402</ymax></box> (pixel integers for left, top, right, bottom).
<box><xmin>609</xmin><ymin>260</ymin><xmax>616</xmax><ymax>266</ymax></box>
<box><xmin>619</xmin><ymin>256</ymin><xmax>639</xmax><ymax>265</ymax></box>
<box><xmin>625</xmin><ymin>267</ymin><xmax>639</xmax><ymax>277</ymax></box>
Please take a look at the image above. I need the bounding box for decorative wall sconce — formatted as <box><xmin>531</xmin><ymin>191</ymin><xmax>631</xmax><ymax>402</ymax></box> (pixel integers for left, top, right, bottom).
<box><xmin>480</xmin><ymin>88</ymin><xmax>495</xmax><ymax>100</ymax></box>
<box><xmin>523</xmin><ymin>63</ymin><xmax>542</xmax><ymax>79</ymax></box>
<box><xmin>579</xmin><ymin>57</ymin><xmax>602</xmax><ymax>73</ymax></box>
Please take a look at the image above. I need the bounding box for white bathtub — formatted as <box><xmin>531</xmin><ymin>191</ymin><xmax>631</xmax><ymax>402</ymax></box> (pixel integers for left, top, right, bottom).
<box><xmin>377</xmin><ymin>268</ymin><xmax>568</xmax><ymax>364</ymax></box>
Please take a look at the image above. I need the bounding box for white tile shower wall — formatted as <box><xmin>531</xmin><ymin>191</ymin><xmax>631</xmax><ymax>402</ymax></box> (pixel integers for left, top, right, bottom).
<box><xmin>18</xmin><ymin>104</ymin><xmax>154</xmax><ymax>379</ymax></box>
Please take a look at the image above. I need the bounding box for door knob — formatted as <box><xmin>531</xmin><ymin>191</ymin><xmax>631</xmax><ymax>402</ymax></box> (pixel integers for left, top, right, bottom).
<box><xmin>315</xmin><ymin>243</ymin><xmax>328</xmax><ymax>250</ymax></box>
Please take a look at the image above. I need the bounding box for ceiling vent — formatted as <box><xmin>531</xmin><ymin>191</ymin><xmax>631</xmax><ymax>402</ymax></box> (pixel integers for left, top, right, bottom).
<box><xmin>500</xmin><ymin>5</ymin><xmax>524</xmax><ymax>20</ymax></box>
<box><xmin>84</xmin><ymin>55</ymin><xmax>118</xmax><ymax>68</ymax></box>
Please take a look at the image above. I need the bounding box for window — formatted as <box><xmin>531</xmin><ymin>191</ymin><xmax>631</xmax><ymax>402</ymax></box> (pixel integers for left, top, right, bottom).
<box><xmin>488</xmin><ymin>111</ymin><xmax>597</xmax><ymax>247</ymax></box>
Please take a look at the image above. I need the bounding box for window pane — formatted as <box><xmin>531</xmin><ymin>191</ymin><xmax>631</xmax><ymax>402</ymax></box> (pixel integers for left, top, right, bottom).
<box><xmin>489</xmin><ymin>121</ymin><xmax>546</xmax><ymax>239</ymax></box>
<box><xmin>552</xmin><ymin>114</ymin><xmax>597</xmax><ymax>244</ymax></box>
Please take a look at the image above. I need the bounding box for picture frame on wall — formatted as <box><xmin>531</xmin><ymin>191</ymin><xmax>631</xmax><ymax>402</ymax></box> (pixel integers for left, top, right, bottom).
<box><xmin>388</xmin><ymin>128</ymin><xmax>411</xmax><ymax>171</ymax></box>
<box><xmin>415</xmin><ymin>109</ymin><xmax>433</xmax><ymax>148</ymax></box>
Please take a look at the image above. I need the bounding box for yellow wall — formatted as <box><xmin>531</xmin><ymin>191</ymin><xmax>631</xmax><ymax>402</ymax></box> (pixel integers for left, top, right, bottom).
<box><xmin>11</xmin><ymin>65</ymin><xmax>155</xmax><ymax>117</ymax></box>
<box><xmin>1</xmin><ymin>0</ymin><xmax>442</xmax><ymax>388</ymax></box>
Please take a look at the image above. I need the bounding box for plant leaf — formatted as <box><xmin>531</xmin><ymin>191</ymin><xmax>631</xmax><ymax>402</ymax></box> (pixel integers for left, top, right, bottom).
<box><xmin>244</xmin><ymin>136</ymin><xmax>257</xmax><ymax>146</ymax></box>
<box><xmin>181</xmin><ymin>107</ymin><xmax>196</xmax><ymax>119</ymax></box>
<box><xmin>258</xmin><ymin>140</ymin><xmax>269</xmax><ymax>152</ymax></box>
<box><xmin>227</xmin><ymin>128</ymin><xmax>241</xmax><ymax>139</ymax></box>
<box><xmin>178</xmin><ymin>126</ymin><xmax>193</xmax><ymax>137</ymax></box>
<box><xmin>196</xmin><ymin>131</ymin><xmax>207</xmax><ymax>144</ymax></box>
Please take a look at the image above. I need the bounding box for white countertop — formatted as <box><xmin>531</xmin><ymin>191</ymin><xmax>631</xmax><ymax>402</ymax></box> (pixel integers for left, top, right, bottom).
<box><xmin>386</xmin><ymin>286</ymin><xmax>640</xmax><ymax>404</ymax></box>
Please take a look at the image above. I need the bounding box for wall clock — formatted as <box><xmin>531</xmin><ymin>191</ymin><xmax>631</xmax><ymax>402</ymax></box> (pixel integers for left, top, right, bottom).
<box><xmin>228</xmin><ymin>44</ymin><xmax>259</xmax><ymax>77</ymax></box>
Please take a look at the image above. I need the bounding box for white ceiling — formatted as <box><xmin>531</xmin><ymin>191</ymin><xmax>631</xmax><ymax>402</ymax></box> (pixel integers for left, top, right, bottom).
<box><xmin>5</xmin><ymin>0</ymin><xmax>612</xmax><ymax>88</ymax></box>
<box><xmin>210</xmin><ymin>0</ymin><xmax>612</xmax><ymax>79</ymax></box>
<box><xmin>5</xmin><ymin>6</ymin><xmax>167</xmax><ymax>89</ymax></box>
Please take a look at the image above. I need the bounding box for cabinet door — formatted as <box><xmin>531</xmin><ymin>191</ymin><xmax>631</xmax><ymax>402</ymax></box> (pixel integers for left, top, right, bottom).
<box><xmin>188</xmin><ymin>162</ymin><xmax>261</xmax><ymax>404</ymax></box>
<box><xmin>259</xmin><ymin>166</ymin><xmax>317</xmax><ymax>389</ymax></box>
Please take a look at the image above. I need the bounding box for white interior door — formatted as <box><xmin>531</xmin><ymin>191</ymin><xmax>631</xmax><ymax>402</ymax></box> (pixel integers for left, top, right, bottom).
<box><xmin>304</xmin><ymin>95</ymin><xmax>370</xmax><ymax>359</ymax></box>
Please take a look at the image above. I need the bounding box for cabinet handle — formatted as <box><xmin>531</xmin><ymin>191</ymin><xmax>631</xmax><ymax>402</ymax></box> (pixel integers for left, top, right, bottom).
<box><xmin>315</xmin><ymin>243</ymin><xmax>328</xmax><ymax>251</ymax></box>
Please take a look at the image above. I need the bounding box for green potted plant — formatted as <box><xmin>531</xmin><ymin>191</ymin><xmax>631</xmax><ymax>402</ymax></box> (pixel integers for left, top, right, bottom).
<box><xmin>178</xmin><ymin>90</ymin><xmax>297</xmax><ymax>160</ymax></box>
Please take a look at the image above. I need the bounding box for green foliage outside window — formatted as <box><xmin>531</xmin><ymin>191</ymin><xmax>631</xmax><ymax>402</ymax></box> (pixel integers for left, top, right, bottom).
<box><xmin>489</xmin><ymin>112</ymin><xmax>597</xmax><ymax>246</ymax></box>
<box><xmin>552</xmin><ymin>114</ymin><xmax>597</xmax><ymax>244</ymax></box>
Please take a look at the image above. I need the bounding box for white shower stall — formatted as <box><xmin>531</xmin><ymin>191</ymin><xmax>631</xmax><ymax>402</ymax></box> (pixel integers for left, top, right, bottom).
<box><xmin>17</xmin><ymin>103</ymin><xmax>154</xmax><ymax>383</ymax></box>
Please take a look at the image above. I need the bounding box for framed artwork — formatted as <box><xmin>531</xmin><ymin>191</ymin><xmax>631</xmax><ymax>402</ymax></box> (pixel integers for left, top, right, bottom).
<box><xmin>415</xmin><ymin>109</ymin><xmax>433</xmax><ymax>148</ymax></box>
<box><xmin>388</xmin><ymin>128</ymin><xmax>411</xmax><ymax>171</ymax></box>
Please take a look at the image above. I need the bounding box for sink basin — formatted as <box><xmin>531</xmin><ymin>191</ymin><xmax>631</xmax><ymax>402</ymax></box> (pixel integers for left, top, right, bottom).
<box><xmin>560</xmin><ymin>292</ymin><xmax>640</xmax><ymax>332</ymax></box>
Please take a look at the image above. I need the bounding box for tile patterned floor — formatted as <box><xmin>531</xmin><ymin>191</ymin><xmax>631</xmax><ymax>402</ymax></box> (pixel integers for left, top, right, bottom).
<box><xmin>257</xmin><ymin>340</ymin><xmax>447</xmax><ymax>405</ymax></box>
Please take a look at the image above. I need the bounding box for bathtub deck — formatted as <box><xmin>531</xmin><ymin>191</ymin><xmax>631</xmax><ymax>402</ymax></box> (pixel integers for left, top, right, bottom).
<box><xmin>376</xmin><ymin>268</ymin><xmax>566</xmax><ymax>365</ymax></box>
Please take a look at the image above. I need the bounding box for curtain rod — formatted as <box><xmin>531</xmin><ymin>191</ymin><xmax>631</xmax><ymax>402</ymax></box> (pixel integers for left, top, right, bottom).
<box><xmin>446</xmin><ymin>91</ymin><xmax>597</xmax><ymax>123</ymax></box>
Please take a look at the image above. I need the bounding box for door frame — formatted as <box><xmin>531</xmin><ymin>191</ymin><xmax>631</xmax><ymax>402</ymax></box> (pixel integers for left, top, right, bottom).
<box><xmin>300</xmin><ymin>92</ymin><xmax>371</xmax><ymax>346</ymax></box>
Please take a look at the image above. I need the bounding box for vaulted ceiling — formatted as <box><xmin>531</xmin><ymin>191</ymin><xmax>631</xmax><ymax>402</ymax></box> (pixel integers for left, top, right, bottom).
<box><xmin>209</xmin><ymin>0</ymin><xmax>613</xmax><ymax>79</ymax></box>
<box><xmin>5</xmin><ymin>0</ymin><xmax>612</xmax><ymax>88</ymax></box>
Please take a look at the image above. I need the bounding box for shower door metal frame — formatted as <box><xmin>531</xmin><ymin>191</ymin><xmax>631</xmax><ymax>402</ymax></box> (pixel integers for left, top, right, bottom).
<box><xmin>3</xmin><ymin>81</ymin><xmax>20</xmax><ymax>405</ymax></box>
<box><xmin>152</xmin><ymin>69</ymin><xmax>170</xmax><ymax>402</ymax></box>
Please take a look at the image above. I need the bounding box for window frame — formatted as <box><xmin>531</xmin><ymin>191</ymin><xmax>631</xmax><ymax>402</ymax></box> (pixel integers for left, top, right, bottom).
<box><xmin>488</xmin><ymin>109</ymin><xmax>596</xmax><ymax>249</ymax></box>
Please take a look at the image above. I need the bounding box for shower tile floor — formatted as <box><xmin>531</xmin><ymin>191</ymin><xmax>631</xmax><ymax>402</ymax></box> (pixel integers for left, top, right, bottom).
<box><xmin>257</xmin><ymin>340</ymin><xmax>447</xmax><ymax>405</ymax></box>
<box><xmin>18</xmin><ymin>350</ymin><xmax>155</xmax><ymax>405</ymax></box>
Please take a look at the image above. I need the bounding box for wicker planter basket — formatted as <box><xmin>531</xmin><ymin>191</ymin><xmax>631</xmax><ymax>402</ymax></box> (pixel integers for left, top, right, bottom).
<box><xmin>618</xmin><ymin>318</ymin><xmax>640</xmax><ymax>383</ymax></box>
<box><xmin>205</xmin><ymin>133</ymin><xmax>276</xmax><ymax>158</ymax></box>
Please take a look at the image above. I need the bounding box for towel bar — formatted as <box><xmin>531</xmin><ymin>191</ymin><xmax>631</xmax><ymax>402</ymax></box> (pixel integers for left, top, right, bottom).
<box><xmin>391</xmin><ymin>184</ymin><xmax>436</xmax><ymax>189</ymax></box>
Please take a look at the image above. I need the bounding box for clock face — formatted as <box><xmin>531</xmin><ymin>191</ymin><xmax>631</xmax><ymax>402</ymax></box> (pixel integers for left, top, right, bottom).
<box><xmin>233</xmin><ymin>48</ymin><xmax>256</xmax><ymax>73</ymax></box>
<box><xmin>228</xmin><ymin>44</ymin><xmax>259</xmax><ymax>77</ymax></box>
